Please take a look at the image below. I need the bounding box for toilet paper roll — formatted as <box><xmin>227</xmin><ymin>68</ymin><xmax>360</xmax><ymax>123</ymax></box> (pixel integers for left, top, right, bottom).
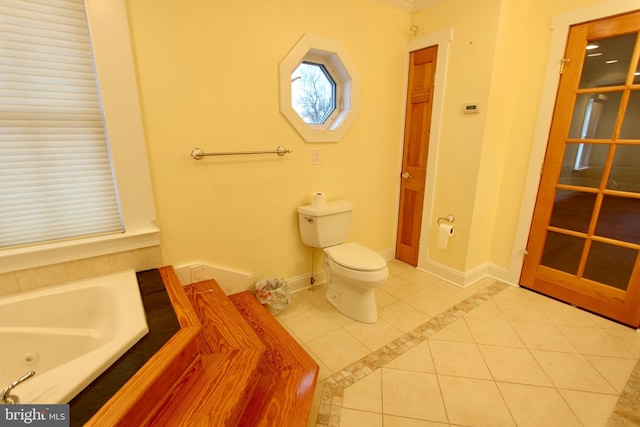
<box><xmin>438</xmin><ymin>223</ymin><xmax>455</xmax><ymax>250</ymax></box>
<box><xmin>312</xmin><ymin>192</ymin><xmax>327</xmax><ymax>208</ymax></box>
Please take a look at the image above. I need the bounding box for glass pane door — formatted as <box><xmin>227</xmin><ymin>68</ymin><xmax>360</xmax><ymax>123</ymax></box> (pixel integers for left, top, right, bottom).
<box><xmin>521</xmin><ymin>11</ymin><xmax>640</xmax><ymax>327</ymax></box>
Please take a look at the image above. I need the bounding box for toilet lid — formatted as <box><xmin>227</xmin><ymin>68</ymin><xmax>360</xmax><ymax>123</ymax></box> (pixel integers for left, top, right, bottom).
<box><xmin>325</xmin><ymin>242</ymin><xmax>387</xmax><ymax>271</ymax></box>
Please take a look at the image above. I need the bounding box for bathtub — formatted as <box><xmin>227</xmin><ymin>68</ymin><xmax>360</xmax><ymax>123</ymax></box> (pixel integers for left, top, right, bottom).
<box><xmin>0</xmin><ymin>269</ymin><xmax>149</xmax><ymax>404</ymax></box>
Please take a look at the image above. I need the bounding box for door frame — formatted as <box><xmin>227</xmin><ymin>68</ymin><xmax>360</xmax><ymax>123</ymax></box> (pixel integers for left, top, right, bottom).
<box><xmin>509</xmin><ymin>0</ymin><xmax>640</xmax><ymax>286</ymax></box>
<box><xmin>395</xmin><ymin>28</ymin><xmax>453</xmax><ymax>272</ymax></box>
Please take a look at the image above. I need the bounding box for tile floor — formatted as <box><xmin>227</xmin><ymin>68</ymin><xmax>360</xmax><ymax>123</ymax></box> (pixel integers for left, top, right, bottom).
<box><xmin>275</xmin><ymin>259</ymin><xmax>640</xmax><ymax>427</ymax></box>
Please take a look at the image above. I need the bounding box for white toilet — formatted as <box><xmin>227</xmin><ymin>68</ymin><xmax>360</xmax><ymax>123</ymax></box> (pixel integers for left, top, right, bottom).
<box><xmin>297</xmin><ymin>200</ymin><xmax>389</xmax><ymax>323</ymax></box>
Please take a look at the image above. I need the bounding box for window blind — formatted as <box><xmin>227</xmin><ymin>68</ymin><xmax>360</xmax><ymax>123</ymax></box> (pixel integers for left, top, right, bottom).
<box><xmin>0</xmin><ymin>0</ymin><xmax>123</xmax><ymax>248</ymax></box>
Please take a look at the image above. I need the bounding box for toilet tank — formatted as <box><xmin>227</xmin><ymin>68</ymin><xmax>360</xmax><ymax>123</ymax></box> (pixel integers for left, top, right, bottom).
<box><xmin>297</xmin><ymin>200</ymin><xmax>353</xmax><ymax>248</ymax></box>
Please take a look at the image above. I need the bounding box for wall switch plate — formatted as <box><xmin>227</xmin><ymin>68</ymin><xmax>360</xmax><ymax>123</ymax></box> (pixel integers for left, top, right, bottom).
<box><xmin>312</xmin><ymin>148</ymin><xmax>321</xmax><ymax>165</ymax></box>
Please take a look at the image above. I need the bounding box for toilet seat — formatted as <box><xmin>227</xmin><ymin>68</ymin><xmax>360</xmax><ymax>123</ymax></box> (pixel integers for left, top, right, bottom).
<box><xmin>324</xmin><ymin>242</ymin><xmax>387</xmax><ymax>272</ymax></box>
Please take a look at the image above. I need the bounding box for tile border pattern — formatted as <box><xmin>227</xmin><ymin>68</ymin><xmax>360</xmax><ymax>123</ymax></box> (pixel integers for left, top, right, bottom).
<box><xmin>608</xmin><ymin>357</ymin><xmax>640</xmax><ymax>427</ymax></box>
<box><xmin>313</xmin><ymin>281</ymin><xmax>640</xmax><ymax>427</ymax></box>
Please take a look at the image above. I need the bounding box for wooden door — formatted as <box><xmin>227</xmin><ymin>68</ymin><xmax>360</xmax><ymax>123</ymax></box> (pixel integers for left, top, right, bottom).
<box><xmin>521</xmin><ymin>11</ymin><xmax>640</xmax><ymax>327</ymax></box>
<box><xmin>396</xmin><ymin>46</ymin><xmax>437</xmax><ymax>266</ymax></box>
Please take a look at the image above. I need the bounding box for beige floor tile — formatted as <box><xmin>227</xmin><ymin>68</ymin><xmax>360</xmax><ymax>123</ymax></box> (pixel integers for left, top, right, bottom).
<box><xmin>339</xmin><ymin>408</ymin><xmax>382</xmax><ymax>427</ymax></box>
<box><xmin>584</xmin><ymin>354</ymin><xmax>638</xmax><ymax>393</ymax></box>
<box><xmin>385</xmin><ymin>340</ymin><xmax>435</xmax><ymax>373</ymax></box>
<box><xmin>307</xmin><ymin>328</ymin><xmax>371</xmax><ymax>373</ymax></box>
<box><xmin>556</xmin><ymin>324</ymin><xmax>635</xmax><ymax>358</ymax></box>
<box><xmin>479</xmin><ymin>345</ymin><xmax>552</xmax><ymax>386</ymax></box>
<box><xmin>587</xmin><ymin>312</ymin><xmax>630</xmax><ymax>330</ymax></box>
<box><xmin>295</xmin><ymin>263</ymin><xmax>640</xmax><ymax>426</ymax></box>
<box><xmin>559</xmin><ymin>389</ymin><xmax>620</xmax><ymax>427</ymax></box>
<box><xmin>492</xmin><ymin>284</ymin><xmax>540</xmax><ymax>302</ymax></box>
<box><xmin>531</xmin><ymin>350</ymin><xmax>617</xmax><ymax>394</ymax></box>
<box><xmin>378</xmin><ymin>300</ymin><xmax>431</xmax><ymax>332</ymax></box>
<box><xmin>509</xmin><ymin>320</ymin><xmax>578</xmax><ymax>353</ymax></box>
<box><xmin>383</xmin><ymin>415</ymin><xmax>449</xmax><ymax>427</ymax></box>
<box><xmin>381</xmin><ymin>369</ymin><xmax>448</xmax><ymax>423</ymax></box>
<box><xmin>397</xmin><ymin>268</ymin><xmax>441</xmax><ymax>288</ymax></box>
<box><xmin>465</xmin><ymin>299</ymin><xmax>506</xmax><ymax>320</ymax></box>
<box><xmin>375</xmin><ymin>287</ymin><xmax>399</xmax><ymax>310</ymax></box>
<box><xmin>465</xmin><ymin>317</ymin><xmax>525</xmax><ymax>347</ymax></box>
<box><xmin>343</xmin><ymin>369</ymin><xmax>382</xmax><ymax>413</ymax></box>
<box><xmin>277</xmin><ymin>293</ymin><xmax>316</xmax><ymax>320</ymax></box>
<box><xmin>533</xmin><ymin>298</ymin><xmax>599</xmax><ymax>327</ymax></box>
<box><xmin>427</xmin><ymin>281</ymin><xmax>469</xmax><ymax>304</ymax></box>
<box><xmin>438</xmin><ymin>375</ymin><xmax>515</xmax><ymax>427</ymax></box>
<box><xmin>497</xmin><ymin>382</ymin><xmax>582</xmax><ymax>427</ymax></box>
<box><xmin>316</xmin><ymin>302</ymin><xmax>356</xmax><ymax>327</ymax></box>
<box><xmin>605</xmin><ymin>327</ymin><xmax>640</xmax><ymax>358</ymax></box>
<box><xmin>403</xmin><ymin>289</ymin><xmax>459</xmax><ymax>317</ymax></box>
<box><xmin>343</xmin><ymin>318</ymin><xmax>404</xmax><ymax>351</ymax></box>
<box><xmin>467</xmin><ymin>276</ymin><xmax>502</xmax><ymax>291</ymax></box>
<box><xmin>429</xmin><ymin>340</ymin><xmax>492</xmax><ymax>379</ymax></box>
<box><xmin>381</xmin><ymin>275</ymin><xmax>424</xmax><ymax>299</ymax></box>
<box><xmin>280</xmin><ymin>307</ymin><xmax>341</xmax><ymax>343</ymax></box>
<box><xmin>493</xmin><ymin>297</ymin><xmax>551</xmax><ymax>323</ymax></box>
<box><xmin>300</xmin><ymin>284</ymin><xmax>330</xmax><ymax>306</ymax></box>
<box><xmin>429</xmin><ymin>318</ymin><xmax>475</xmax><ymax>343</ymax></box>
<box><xmin>387</xmin><ymin>259</ymin><xmax>415</xmax><ymax>276</ymax></box>
<box><xmin>302</xmin><ymin>344</ymin><xmax>332</xmax><ymax>381</ymax></box>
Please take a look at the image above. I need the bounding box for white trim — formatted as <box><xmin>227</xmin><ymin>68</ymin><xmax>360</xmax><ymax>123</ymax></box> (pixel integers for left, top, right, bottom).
<box><xmin>85</xmin><ymin>0</ymin><xmax>157</xmax><ymax>234</ymax></box>
<box><xmin>1</xmin><ymin>229</ymin><xmax>159</xmax><ymax>274</ymax></box>
<box><xmin>403</xmin><ymin>29</ymin><xmax>454</xmax><ymax>272</ymax></box>
<box><xmin>508</xmin><ymin>0</ymin><xmax>640</xmax><ymax>285</ymax></box>
<box><xmin>418</xmin><ymin>260</ymin><xmax>486</xmax><ymax>288</ymax></box>
<box><xmin>0</xmin><ymin>0</ymin><xmax>158</xmax><ymax>273</ymax></box>
<box><xmin>418</xmin><ymin>260</ymin><xmax>512</xmax><ymax>288</ymax></box>
<box><xmin>279</xmin><ymin>34</ymin><xmax>360</xmax><ymax>143</ymax></box>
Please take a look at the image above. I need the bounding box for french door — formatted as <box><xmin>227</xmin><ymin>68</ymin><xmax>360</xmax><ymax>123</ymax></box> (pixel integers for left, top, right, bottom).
<box><xmin>521</xmin><ymin>11</ymin><xmax>640</xmax><ymax>327</ymax></box>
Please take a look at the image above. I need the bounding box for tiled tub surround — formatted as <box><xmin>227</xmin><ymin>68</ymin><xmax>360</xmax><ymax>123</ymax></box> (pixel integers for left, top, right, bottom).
<box><xmin>0</xmin><ymin>246</ymin><xmax>163</xmax><ymax>296</ymax></box>
<box><xmin>275</xmin><ymin>260</ymin><xmax>640</xmax><ymax>427</ymax></box>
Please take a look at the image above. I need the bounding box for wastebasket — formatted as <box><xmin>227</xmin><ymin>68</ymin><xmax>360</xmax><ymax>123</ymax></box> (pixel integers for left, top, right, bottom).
<box><xmin>255</xmin><ymin>277</ymin><xmax>290</xmax><ymax>311</ymax></box>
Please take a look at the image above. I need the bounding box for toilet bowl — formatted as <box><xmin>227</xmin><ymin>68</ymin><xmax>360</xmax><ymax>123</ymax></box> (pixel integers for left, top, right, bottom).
<box><xmin>297</xmin><ymin>200</ymin><xmax>389</xmax><ymax>323</ymax></box>
<box><xmin>323</xmin><ymin>242</ymin><xmax>388</xmax><ymax>323</ymax></box>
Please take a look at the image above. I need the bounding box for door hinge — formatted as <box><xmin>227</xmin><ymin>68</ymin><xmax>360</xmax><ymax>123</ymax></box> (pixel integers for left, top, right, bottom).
<box><xmin>522</xmin><ymin>248</ymin><xmax>529</xmax><ymax>259</ymax></box>
<box><xmin>559</xmin><ymin>58</ymin><xmax>571</xmax><ymax>75</ymax></box>
<box><xmin>540</xmin><ymin>162</ymin><xmax>544</xmax><ymax>176</ymax></box>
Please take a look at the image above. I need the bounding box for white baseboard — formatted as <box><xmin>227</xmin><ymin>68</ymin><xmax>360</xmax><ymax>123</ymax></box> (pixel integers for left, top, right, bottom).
<box><xmin>174</xmin><ymin>263</ymin><xmax>254</xmax><ymax>295</ymax></box>
<box><xmin>287</xmin><ymin>271</ymin><xmax>328</xmax><ymax>294</ymax></box>
<box><xmin>174</xmin><ymin>262</ymin><xmax>328</xmax><ymax>296</ymax></box>
<box><xmin>172</xmin><ymin>249</ymin><xmax>514</xmax><ymax>297</ymax></box>
<box><xmin>418</xmin><ymin>259</ymin><xmax>512</xmax><ymax>288</ymax></box>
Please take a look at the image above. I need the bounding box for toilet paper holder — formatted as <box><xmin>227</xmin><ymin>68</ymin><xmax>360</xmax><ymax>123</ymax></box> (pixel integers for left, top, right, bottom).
<box><xmin>438</xmin><ymin>214</ymin><xmax>455</xmax><ymax>225</ymax></box>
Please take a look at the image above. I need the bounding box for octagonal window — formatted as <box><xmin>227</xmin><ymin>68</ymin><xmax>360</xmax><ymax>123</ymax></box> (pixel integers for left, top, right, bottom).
<box><xmin>292</xmin><ymin>62</ymin><xmax>336</xmax><ymax>124</ymax></box>
<box><xmin>280</xmin><ymin>34</ymin><xmax>359</xmax><ymax>143</ymax></box>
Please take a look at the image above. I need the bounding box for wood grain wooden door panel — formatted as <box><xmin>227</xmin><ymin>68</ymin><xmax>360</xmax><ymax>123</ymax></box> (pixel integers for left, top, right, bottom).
<box><xmin>521</xmin><ymin>11</ymin><xmax>640</xmax><ymax>327</ymax></box>
<box><xmin>396</xmin><ymin>46</ymin><xmax>437</xmax><ymax>266</ymax></box>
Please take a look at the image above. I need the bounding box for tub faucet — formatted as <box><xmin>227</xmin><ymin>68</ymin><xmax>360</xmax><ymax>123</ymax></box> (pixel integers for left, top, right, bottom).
<box><xmin>1</xmin><ymin>371</ymin><xmax>35</xmax><ymax>404</ymax></box>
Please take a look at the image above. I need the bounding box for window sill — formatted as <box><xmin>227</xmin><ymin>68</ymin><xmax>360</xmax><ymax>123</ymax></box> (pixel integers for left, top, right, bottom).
<box><xmin>0</xmin><ymin>227</ymin><xmax>161</xmax><ymax>274</ymax></box>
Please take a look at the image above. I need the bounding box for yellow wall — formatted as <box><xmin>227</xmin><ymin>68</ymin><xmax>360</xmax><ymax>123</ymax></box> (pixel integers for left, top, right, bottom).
<box><xmin>117</xmin><ymin>0</ymin><xmax>626</xmax><ymax>289</ymax></box>
<box><xmin>3</xmin><ymin>0</ymin><xmax>628</xmax><ymax>296</ymax></box>
<box><xmin>411</xmin><ymin>0</ymin><xmax>627</xmax><ymax>276</ymax></box>
<box><xmin>125</xmin><ymin>0</ymin><xmax>410</xmax><ymax>283</ymax></box>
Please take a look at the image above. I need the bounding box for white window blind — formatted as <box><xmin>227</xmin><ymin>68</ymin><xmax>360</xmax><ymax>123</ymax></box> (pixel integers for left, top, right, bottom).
<box><xmin>0</xmin><ymin>0</ymin><xmax>123</xmax><ymax>248</ymax></box>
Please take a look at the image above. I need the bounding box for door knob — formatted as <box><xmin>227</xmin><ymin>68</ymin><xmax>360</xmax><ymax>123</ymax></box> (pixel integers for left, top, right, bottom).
<box><xmin>401</xmin><ymin>171</ymin><xmax>411</xmax><ymax>179</ymax></box>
